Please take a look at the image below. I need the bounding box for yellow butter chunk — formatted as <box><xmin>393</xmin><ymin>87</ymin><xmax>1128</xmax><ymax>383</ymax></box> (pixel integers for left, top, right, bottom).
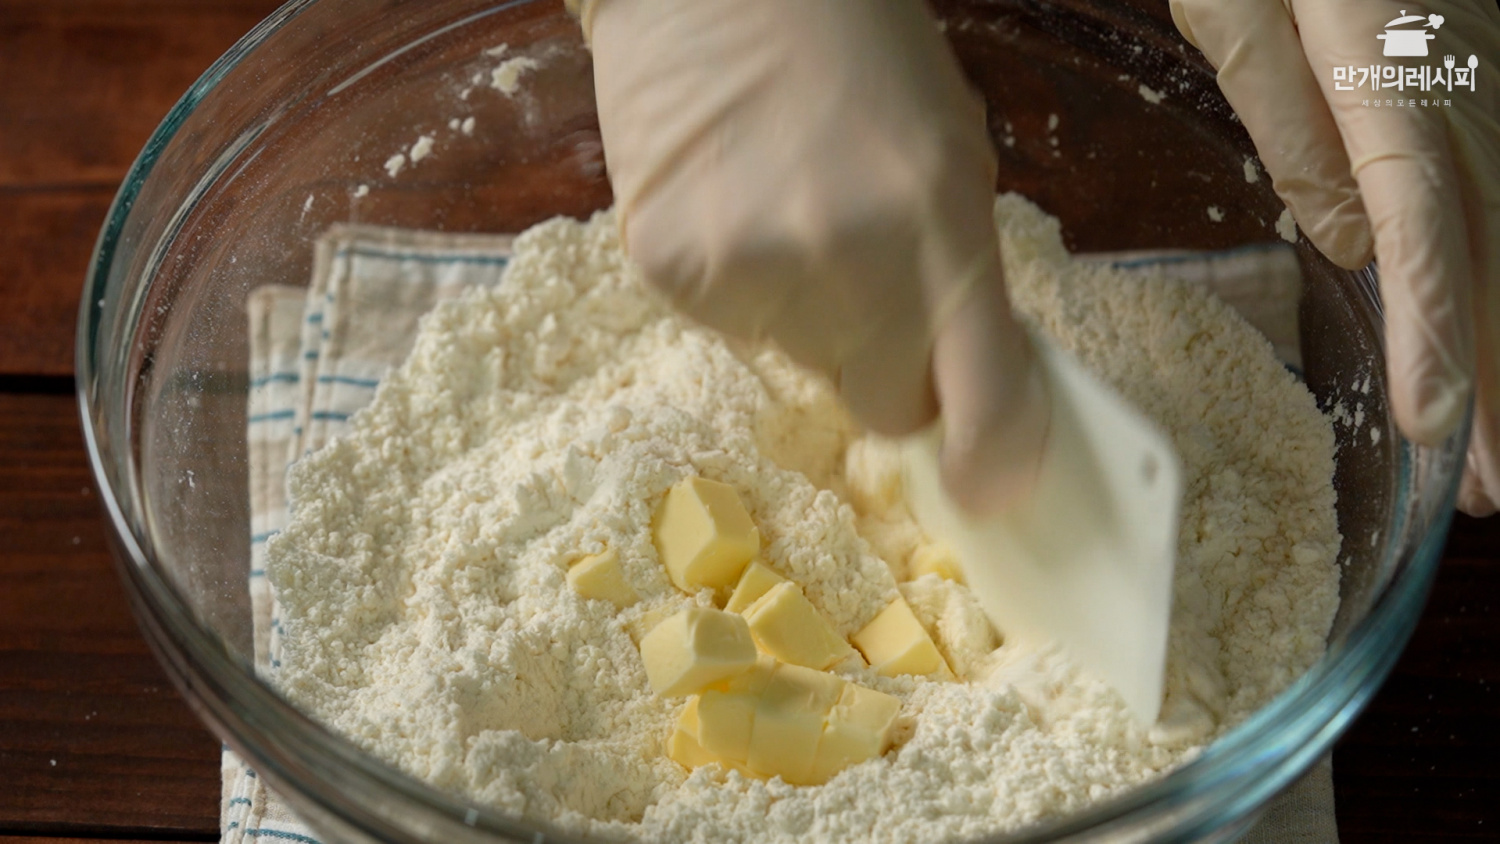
<box><xmin>908</xmin><ymin>543</ymin><xmax>966</xmax><ymax>584</ymax></box>
<box><xmin>809</xmin><ymin>683</ymin><xmax>902</xmax><ymax>784</ymax></box>
<box><xmin>640</xmin><ymin>608</ymin><xmax>758</xmax><ymax>697</ymax></box>
<box><xmin>724</xmin><ymin>560</ymin><xmax>787</xmax><ymax>614</ymax></box>
<box><xmin>624</xmin><ymin>604</ymin><xmax>675</xmax><ymax>645</ymax></box>
<box><xmin>697</xmin><ymin>656</ymin><xmax>777</xmax><ymax>762</ymax></box>
<box><xmin>747</xmin><ymin>663</ymin><xmax>845</xmax><ymax>785</ymax></box>
<box><xmin>566</xmin><ymin>548</ymin><xmax>638</xmax><ymax>608</ymax></box>
<box><xmin>742</xmin><ymin>581</ymin><xmax>854</xmax><ymax>670</ymax></box>
<box><xmin>654</xmin><ymin>477</ymin><xmax>761</xmax><ymax>593</ymax></box>
<box><xmin>666</xmin><ymin>698</ymin><xmax>719</xmax><ymax>770</ymax></box>
<box><xmin>697</xmin><ymin>691</ymin><xmax>759</xmax><ymax>763</ymax></box>
<box><xmin>851</xmin><ymin>596</ymin><xmax>950</xmax><ymax>678</ymax></box>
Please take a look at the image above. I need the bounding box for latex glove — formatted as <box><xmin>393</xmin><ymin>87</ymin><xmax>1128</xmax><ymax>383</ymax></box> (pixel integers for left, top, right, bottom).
<box><xmin>1170</xmin><ymin>0</ymin><xmax>1500</xmax><ymax>516</ymax></box>
<box><xmin>583</xmin><ymin>0</ymin><xmax>1050</xmax><ymax>512</ymax></box>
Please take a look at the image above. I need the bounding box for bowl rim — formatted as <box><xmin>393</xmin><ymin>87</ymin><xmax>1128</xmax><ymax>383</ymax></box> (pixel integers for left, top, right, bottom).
<box><xmin>74</xmin><ymin>0</ymin><xmax>1469</xmax><ymax>840</ymax></box>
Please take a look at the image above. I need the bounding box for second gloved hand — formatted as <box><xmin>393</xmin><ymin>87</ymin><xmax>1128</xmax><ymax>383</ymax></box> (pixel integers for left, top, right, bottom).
<box><xmin>586</xmin><ymin>0</ymin><xmax>1050</xmax><ymax>512</ymax></box>
<box><xmin>1171</xmin><ymin>0</ymin><xmax>1500</xmax><ymax>515</ymax></box>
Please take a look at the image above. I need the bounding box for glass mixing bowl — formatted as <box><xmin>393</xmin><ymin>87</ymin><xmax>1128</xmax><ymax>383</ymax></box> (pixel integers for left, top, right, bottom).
<box><xmin>77</xmin><ymin>0</ymin><xmax>1468</xmax><ymax>841</ymax></box>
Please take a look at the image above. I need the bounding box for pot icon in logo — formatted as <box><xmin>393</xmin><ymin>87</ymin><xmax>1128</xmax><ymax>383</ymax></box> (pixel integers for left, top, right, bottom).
<box><xmin>1379</xmin><ymin>10</ymin><xmax>1445</xmax><ymax>56</ymax></box>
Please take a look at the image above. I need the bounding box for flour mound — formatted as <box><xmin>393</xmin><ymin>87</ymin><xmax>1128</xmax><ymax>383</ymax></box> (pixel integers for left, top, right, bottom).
<box><xmin>267</xmin><ymin>197</ymin><xmax>1341</xmax><ymax>841</ymax></box>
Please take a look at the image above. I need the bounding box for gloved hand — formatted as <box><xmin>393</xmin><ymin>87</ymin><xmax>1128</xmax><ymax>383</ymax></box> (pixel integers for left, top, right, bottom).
<box><xmin>1170</xmin><ymin>0</ymin><xmax>1500</xmax><ymax>516</ymax></box>
<box><xmin>581</xmin><ymin>0</ymin><xmax>1050</xmax><ymax>513</ymax></box>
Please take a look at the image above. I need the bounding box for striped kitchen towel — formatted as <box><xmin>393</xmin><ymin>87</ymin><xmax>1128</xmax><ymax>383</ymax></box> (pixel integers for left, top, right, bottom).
<box><xmin>226</xmin><ymin>224</ymin><xmax>512</xmax><ymax>844</ymax></box>
<box><xmin>230</xmin><ymin>227</ymin><xmax>1334</xmax><ymax>844</ymax></box>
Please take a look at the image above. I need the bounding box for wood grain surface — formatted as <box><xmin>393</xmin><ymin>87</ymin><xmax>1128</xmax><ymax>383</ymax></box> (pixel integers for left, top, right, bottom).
<box><xmin>1334</xmin><ymin>521</ymin><xmax>1500</xmax><ymax>842</ymax></box>
<box><xmin>0</xmin><ymin>0</ymin><xmax>286</xmax><ymax>377</ymax></box>
<box><xmin>0</xmin><ymin>0</ymin><xmax>1495</xmax><ymax>842</ymax></box>
<box><xmin>0</xmin><ymin>394</ymin><xmax>220</xmax><ymax>838</ymax></box>
<box><xmin>0</xmin><ymin>840</ymin><xmax>181</xmax><ymax>844</ymax></box>
<box><xmin>0</xmin><ymin>840</ymin><xmax>175</xmax><ymax>844</ymax></box>
<box><xmin>0</xmin><ymin>190</ymin><xmax>114</xmax><ymax>379</ymax></box>
<box><xmin>0</xmin><ymin>3</ymin><xmax>279</xmax><ymax>835</ymax></box>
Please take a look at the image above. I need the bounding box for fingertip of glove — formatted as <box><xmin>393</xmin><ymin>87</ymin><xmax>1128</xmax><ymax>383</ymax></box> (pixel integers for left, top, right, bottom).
<box><xmin>1167</xmin><ymin>0</ymin><xmax>1202</xmax><ymax>51</ymax></box>
<box><xmin>1390</xmin><ymin>364</ymin><xmax>1472</xmax><ymax>448</ymax></box>
<box><xmin>1287</xmin><ymin>189</ymin><xmax>1375</xmax><ymax>271</ymax></box>
<box><xmin>1458</xmin><ymin>475</ymin><xmax>1497</xmax><ymax>518</ymax></box>
<box><xmin>565</xmin><ymin>0</ymin><xmax>602</xmax><ymax>43</ymax></box>
<box><xmin>1320</xmin><ymin>219</ymin><xmax>1376</xmax><ymax>271</ymax></box>
<box><xmin>1457</xmin><ymin>433</ymin><xmax>1499</xmax><ymax>517</ymax></box>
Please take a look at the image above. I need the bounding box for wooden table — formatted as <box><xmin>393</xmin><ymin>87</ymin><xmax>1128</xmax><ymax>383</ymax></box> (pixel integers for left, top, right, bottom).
<box><xmin>0</xmin><ymin>2</ymin><xmax>1494</xmax><ymax>842</ymax></box>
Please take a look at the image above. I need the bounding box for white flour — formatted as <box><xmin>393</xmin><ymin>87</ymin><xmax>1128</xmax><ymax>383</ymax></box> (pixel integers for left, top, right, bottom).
<box><xmin>266</xmin><ymin>195</ymin><xmax>1341</xmax><ymax>842</ymax></box>
<box><xmin>491</xmin><ymin>55</ymin><xmax>540</xmax><ymax>96</ymax></box>
<box><xmin>1277</xmin><ymin>207</ymin><xmax>1300</xmax><ymax>243</ymax></box>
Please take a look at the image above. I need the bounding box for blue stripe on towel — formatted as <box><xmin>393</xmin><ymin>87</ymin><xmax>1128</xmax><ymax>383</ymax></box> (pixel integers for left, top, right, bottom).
<box><xmin>1108</xmin><ymin>242</ymin><xmax>1287</xmax><ymax>270</ymax></box>
<box><xmin>316</xmin><ymin>374</ymin><xmax>381</xmax><ymax>388</ymax></box>
<box><xmin>246</xmin><ymin>829</ymin><xmax>323</xmax><ymax>844</ymax></box>
<box><xmin>248</xmin><ymin>409</ymin><xmax>295</xmax><ymax>424</ymax></box>
<box><xmin>339</xmin><ymin>247</ymin><xmax>510</xmax><ymax>267</ymax></box>
<box><xmin>249</xmin><ymin>372</ymin><xmax>298</xmax><ymax>388</ymax></box>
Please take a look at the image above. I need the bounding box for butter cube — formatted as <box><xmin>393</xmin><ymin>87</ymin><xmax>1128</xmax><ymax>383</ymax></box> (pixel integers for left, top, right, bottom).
<box><xmin>640</xmin><ymin>608</ymin><xmax>758</xmax><ymax>697</ymax></box>
<box><xmin>908</xmin><ymin>543</ymin><xmax>965</xmax><ymax>584</ymax></box>
<box><xmin>713</xmin><ymin>653</ymin><xmax>780</xmax><ymax>694</ymax></box>
<box><xmin>697</xmin><ymin>655</ymin><xmax>777</xmax><ymax>762</ymax></box>
<box><xmin>666</xmin><ymin>698</ymin><xmax>719</xmax><ymax>770</ymax></box>
<box><xmin>743</xmin><ymin>582</ymin><xmax>854</xmax><ymax>670</ymax></box>
<box><xmin>654</xmin><ymin>478</ymin><xmax>760</xmax><ymax>593</ymax></box>
<box><xmin>747</xmin><ymin>663</ymin><xmax>844</xmax><ymax>784</ymax></box>
<box><xmin>851</xmin><ymin>597</ymin><xmax>950</xmax><ymax>678</ymax></box>
<box><xmin>566</xmin><ymin>549</ymin><xmax>639</xmax><ymax>607</ymax></box>
<box><xmin>809</xmin><ymin>683</ymin><xmax>902</xmax><ymax>784</ymax></box>
<box><xmin>624</xmin><ymin>604</ymin><xmax>675</xmax><ymax>645</ymax></box>
<box><xmin>697</xmin><ymin>691</ymin><xmax>759</xmax><ymax>763</ymax></box>
<box><xmin>724</xmin><ymin>560</ymin><xmax>787</xmax><ymax>614</ymax></box>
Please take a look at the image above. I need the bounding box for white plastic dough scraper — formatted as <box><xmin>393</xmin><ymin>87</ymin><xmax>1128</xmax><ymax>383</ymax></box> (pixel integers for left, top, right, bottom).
<box><xmin>902</xmin><ymin>334</ymin><xmax>1182</xmax><ymax>724</ymax></box>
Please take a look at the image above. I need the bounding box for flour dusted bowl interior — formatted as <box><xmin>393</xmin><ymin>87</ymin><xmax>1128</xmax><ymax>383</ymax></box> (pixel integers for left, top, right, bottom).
<box><xmin>78</xmin><ymin>0</ymin><xmax>1467</xmax><ymax>842</ymax></box>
